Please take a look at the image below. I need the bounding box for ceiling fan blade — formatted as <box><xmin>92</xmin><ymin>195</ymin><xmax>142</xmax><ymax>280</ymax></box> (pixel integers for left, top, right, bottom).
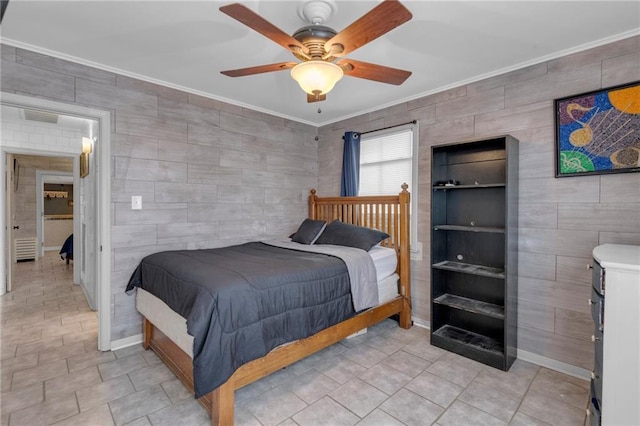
<box><xmin>221</xmin><ymin>62</ymin><xmax>298</xmax><ymax>77</ymax></box>
<box><xmin>338</xmin><ymin>59</ymin><xmax>411</xmax><ymax>85</ymax></box>
<box><xmin>307</xmin><ymin>93</ymin><xmax>327</xmax><ymax>103</ymax></box>
<box><xmin>220</xmin><ymin>3</ymin><xmax>308</xmax><ymax>55</ymax></box>
<box><xmin>325</xmin><ymin>0</ymin><xmax>412</xmax><ymax>57</ymax></box>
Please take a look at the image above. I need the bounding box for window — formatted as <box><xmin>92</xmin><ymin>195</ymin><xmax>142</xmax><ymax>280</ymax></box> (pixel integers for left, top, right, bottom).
<box><xmin>359</xmin><ymin>123</ymin><xmax>420</xmax><ymax>258</ymax></box>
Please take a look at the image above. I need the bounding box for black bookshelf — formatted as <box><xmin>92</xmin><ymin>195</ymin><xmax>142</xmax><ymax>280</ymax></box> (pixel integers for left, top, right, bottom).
<box><xmin>430</xmin><ymin>135</ymin><xmax>518</xmax><ymax>371</ymax></box>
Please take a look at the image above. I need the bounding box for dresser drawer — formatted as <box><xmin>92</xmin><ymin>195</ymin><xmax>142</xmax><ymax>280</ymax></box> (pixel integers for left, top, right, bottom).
<box><xmin>588</xmin><ymin>379</ymin><xmax>602</xmax><ymax>426</ymax></box>
<box><xmin>592</xmin><ymin>260</ymin><xmax>604</xmax><ymax>295</ymax></box>
<box><xmin>592</xmin><ymin>326</ymin><xmax>603</xmax><ymax>403</ymax></box>
<box><xmin>590</xmin><ymin>286</ymin><xmax>604</xmax><ymax>330</ymax></box>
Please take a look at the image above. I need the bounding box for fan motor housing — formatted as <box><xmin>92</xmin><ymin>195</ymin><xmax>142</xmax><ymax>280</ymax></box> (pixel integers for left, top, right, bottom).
<box><xmin>292</xmin><ymin>25</ymin><xmax>337</xmax><ymax>60</ymax></box>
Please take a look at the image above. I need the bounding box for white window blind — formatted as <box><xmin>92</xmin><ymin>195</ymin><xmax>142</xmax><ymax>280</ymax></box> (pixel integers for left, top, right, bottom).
<box><xmin>359</xmin><ymin>128</ymin><xmax>413</xmax><ymax>196</ymax></box>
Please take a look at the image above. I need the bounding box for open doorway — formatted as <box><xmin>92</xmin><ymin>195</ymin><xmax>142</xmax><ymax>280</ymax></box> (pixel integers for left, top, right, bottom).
<box><xmin>1</xmin><ymin>93</ymin><xmax>111</xmax><ymax>351</ymax></box>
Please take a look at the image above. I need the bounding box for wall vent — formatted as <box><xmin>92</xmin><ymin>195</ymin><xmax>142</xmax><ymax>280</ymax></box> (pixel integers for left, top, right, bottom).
<box><xmin>24</xmin><ymin>109</ymin><xmax>59</xmax><ymax>124</ymax></box>
<box><xmin>14</xmin><ymin>238</ymin><xmax>37</xmax><ymax>261</ymax></box>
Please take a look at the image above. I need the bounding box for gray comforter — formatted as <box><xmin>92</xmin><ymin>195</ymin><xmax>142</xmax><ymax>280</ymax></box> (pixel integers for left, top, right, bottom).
<box><xmin>126</xmin><ymin>241</ymin><xmax>377</xmax><ymax>398</ymax></box>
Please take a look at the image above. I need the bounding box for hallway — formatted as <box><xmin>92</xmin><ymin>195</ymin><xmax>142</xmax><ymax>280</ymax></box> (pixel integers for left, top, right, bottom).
<box><xmin>1</xmin><ymin>252</ymin><xmax>206</xmax><ymax>426</ymax></box>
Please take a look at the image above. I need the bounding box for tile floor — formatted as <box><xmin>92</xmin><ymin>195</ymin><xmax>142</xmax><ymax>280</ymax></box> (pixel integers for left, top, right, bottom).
<box><xmin>1</xmin><ymin>252</ymin><xmax>590</xmax><ymax>426</ymax></box>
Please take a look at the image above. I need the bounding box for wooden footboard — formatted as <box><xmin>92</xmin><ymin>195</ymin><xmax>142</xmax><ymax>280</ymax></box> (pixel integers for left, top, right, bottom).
<box><xmin>144</xmin><ymin>296</ymin><xmax>406</xmax><ymax>425</ymax></box>
<box><xmin>142</xmin><ymin>186</ymin><xmax>412</xmax><ymax>425</ymax></box>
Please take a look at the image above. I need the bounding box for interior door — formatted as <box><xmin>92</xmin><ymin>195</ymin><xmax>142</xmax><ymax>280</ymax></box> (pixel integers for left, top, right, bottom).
<box><xmin>4</xmin><ymin>154</ymin><xmax>15</xmax><ymax>292</ymax></box>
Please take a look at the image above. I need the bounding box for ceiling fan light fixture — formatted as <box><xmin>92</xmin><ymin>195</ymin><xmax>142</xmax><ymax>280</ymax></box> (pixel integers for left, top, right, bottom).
<box><xmin>290</xmin><ymin>60</ymin><xmax>343</xmax><ymax>96</ymax></box>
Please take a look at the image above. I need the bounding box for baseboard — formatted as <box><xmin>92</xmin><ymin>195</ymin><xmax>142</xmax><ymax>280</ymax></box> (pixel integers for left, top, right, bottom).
<box><xmin>113</xmin><ymin>320</ymin><xmax>588</xmax><ymax>382</ymax></box>
<box><xmin>110</xmin><ymin>334</ymin><xmax>143</xmax><ymax>351</ymax></box>
<box><xmin>412</xmin><ymin>316</ymin><xmax>430</xmax><ymax>330</ymax></box>
<box><xmin>517</xmin><ymin>349</ymin><xmax>590</xmax><ymax>381</ymax></box>
<box><xmin>410</xmin><ymin>317</ymin><xmax>589</xmax><ymax>381</ymax></box>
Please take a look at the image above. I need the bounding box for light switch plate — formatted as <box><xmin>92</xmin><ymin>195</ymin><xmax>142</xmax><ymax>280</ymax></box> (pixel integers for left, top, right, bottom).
<box><xmin>131</xmin><ymin>196</ymin><xmax>142</xmax><ymax>210</ymax></box>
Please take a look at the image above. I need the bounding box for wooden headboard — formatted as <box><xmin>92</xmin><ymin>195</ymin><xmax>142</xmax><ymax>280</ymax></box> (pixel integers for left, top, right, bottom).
<box><xmin>308</xmin><ymin>184</ymin><xmax>411</xmax><ymax>325</ymax></box>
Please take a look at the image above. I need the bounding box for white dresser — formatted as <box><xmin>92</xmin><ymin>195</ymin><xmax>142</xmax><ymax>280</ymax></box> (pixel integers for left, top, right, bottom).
<box><xmin>589</xmin><ymin>244</ymin><xmax>640</xmax><ymax>426</ymax></box>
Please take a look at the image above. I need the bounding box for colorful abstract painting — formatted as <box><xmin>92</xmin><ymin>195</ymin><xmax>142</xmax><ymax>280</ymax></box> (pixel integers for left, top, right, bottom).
<box><xmin>555</xmin><ymin>81</ymin><xmax>640</xmax><ymax>177</ymax></box>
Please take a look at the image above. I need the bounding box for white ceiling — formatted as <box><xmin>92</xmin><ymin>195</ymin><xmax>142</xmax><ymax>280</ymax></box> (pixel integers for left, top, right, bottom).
<box><xmin>2</xmin><ymin>1</ymin><xmax>639</xmax><ymax>126</ymax></box>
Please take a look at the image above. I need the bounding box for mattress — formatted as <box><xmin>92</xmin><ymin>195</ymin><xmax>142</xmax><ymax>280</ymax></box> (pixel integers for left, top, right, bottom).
<box><xmin>137</xmin><ymin>272</ymin><xmax>400</xmax><ymax>359</ymax></box>
<box><xmin>368</xmin><ymin>245</ymin><xmax>398</xmax><ymax>281</ymax></box>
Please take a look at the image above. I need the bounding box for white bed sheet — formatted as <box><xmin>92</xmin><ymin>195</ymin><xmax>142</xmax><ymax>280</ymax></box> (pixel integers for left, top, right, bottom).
<box><xmin>368</xmin><ymin>245</ymin><xmax>398</xmax><ymax>281</ymax></box>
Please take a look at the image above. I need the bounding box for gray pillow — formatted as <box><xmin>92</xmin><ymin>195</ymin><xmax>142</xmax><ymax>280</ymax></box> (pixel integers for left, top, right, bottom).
<box><xmin>291</xmin><ymin>219</ymin><xmax>327</xmax><ymax>245</ymax></box>
<box><xmin>315</xmin><ymin>220</ymin><xmax>390</xmax><ymax>251</ymax></box>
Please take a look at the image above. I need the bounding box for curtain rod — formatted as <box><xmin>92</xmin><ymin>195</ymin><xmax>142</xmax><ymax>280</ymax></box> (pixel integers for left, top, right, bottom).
<box><xmin>342</xmin><ymin>120</ymin><xmax>417</xmax><ymax>139</ymax></box>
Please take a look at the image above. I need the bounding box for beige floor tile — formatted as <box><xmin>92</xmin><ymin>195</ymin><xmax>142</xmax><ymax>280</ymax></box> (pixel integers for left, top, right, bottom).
<box><xmin>127</xmin><ymin>362</ymin><xmax>176</xmax><ymax>391</ymax></box>
<box><xmin>292</xmin><ymin>396</ymin><xmax>360</xmax><ymax>426</ymax></box>
<box><xmin>50</xmin><ymin>404</ymin><xmax>115</xmax><ymax>426</ymax></box>
<box><xmin>38</xmin><ymin>341</ymin><xmax>87</xmax><ymax>364</ymax></box>
<box><xmin>0</xmin><ymin>381</ymin><xmax>43</xmax><ymax>414</ymax></box>
<box><xmin>401</xmin><ymin>338</ymin><xmax>448</xmax><ymax>362</ymax></box>
<box><xmin>314</xmin><ymin>355</ymin><xmax>368</xmax><ymax>384</ymax></box>
<box><xmin>437</xmin><ymin>400</ymin><xmax>506</xmax><ymax>426</ymax></box>
<box><xmin>124</xmin><ymin>416</ymin><xmax>152</xmax><ymax>426</ymax></box>
<box><xmin>288</xmin><ymin>369</ymin><xmax>340</xmax><ymax>404</ymax></box>
<box><xmin>8</xmin><ymin>392</ymin><xmax>79</xmax><ymax>426</ymax></box>
<box><xmin>329</xmin><ymin>377</ymin><xmax>389</xmax><ymax>418</ymax></box>
<box><xmin>356</xmin><ymin>408</ymin><xmax>405</xmax><ymax>426</ymax></box>
<box><xmin>45</xmin><ymin>365</ymin><xmax>102</xmax><ymax>399</ymax></box>
<box><xmin>457</xmin><ymin>381</ymin><xmax>521</xmax><ymax>422</ymax></box>
<box><xmin>363</xmin><ymin>333</ymin><xmax>407</xmax><ymax>355</ymax></box>
<box><xmin>66</xmin><ymin>349</ymin><xmax>116</xmax><ymax>373</ymax></box>
<box><xmin>358</xmin><ymin>363</ymin><xmax>412</xmax><ymax>395</ymax></box>
<box><xmin>518</xmin><ymin>392</ymin><xmax>586</xmax><ymax>426</ymax></box>
<box><xmin>244</xmin><ymin>385</ymin><xmax>307</xmax><ymax>426</ymax></box>
<box><xmin>11</xmin><ymin>358</ymin><xmax>68</xmax><ymax>391</ymax></box>
<box><xmin>426</xmin><ymin>354</ymin><xmax>482</xmax><ymax>387</ymax></box>
<box><xmin>108</xmin><ymin>385</ymin><xmax>172</xmax><ymax>426</ymax></box>
<box><xmin>234</xmin><ymin>406</ymin><xmax>261</xmax><ymax>426</ymax></box>
<box><xmin>76</xmin><ymin>374</ymin><xmax>135</xmax><ymax>412</ymax></box>
<box><xmin>510</xmin><ymin>411</ymin><xmax>552</xmax><ymax>426</ymax></box>
<box><xmin>41</xmin><ymin>321</ymin><xmax>83</xmax><ymax>339</ymax></box>
<box><xmin>404</xmin><ymin>370</ymin><xmax>463</xmax><ymax>408</ymax></box>
<box><xmin>380</xmin><ymin>349</ymin><xmax>431</xmax><ymax>378</ymax></box>
<box><xmin>147</xmin><ymin>398</ymin><xmax>209</xmax><ymax>426</ymax></box>
<box><xmin>526</xmin><ymin>368</ymin><xmax>589</xmax><ymax>410</ymax></box>
<box><xmin>98</xmin><ymin>353</ymin><xmax>148</xmax><ymax>381</ymax></box>
<box><xmin>380</xmin><ymin>388</ymin><xmax>444</xmax><ymax>426</ymax></box>
<box><xmin>160</xmin><ymin>378</ymin><xmax>192</xmax><ymax>404</ymax></box>
<box><xmin>14</xmin><ymin>335</ymin><xmax>63</xmax><ymax>358</ymax></box>
<box><xmin>343</xmin><ymin>344</ymin><xmax>388</xmax><ymax>368</ymax></box>
<box><xmin>0</xmin><ymin>353</ymin><xmax>38</xmax><ymax>376</ymax></box>
<box><xmin>472</xmin><ymin>365</ymin><xmax>535</xmax><ymax>399</ymax></box>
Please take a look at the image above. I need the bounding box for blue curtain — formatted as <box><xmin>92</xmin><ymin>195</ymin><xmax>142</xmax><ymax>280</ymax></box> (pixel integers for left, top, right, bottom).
<box><xmin>340</xmin><ymin>131</ymin><xmax>360</xmax><ymax>196</ymax></box>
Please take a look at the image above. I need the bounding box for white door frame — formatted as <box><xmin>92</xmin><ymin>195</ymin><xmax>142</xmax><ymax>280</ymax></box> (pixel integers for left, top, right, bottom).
<box><xmin>0</xmin><ymin>93</ymin><xmax>112</xmax><ymax>351</ymax></box>
<box><xmin>4</xmin><ymin>153</ymin><xmax>15</xmax><ymax>293</ymax></box>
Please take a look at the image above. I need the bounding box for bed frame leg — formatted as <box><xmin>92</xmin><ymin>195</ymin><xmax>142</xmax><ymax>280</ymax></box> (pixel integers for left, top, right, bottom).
<box><xmin>210</xmin><ymin>379</ymin><xmax>234</xmax><ymax>426</ymax></box>
<box><xmin>399</xmin><ymin>298</ymin><xmax>412</xmax><ymax>329</ymax></box>
<box><xmin>142</xmin><ymin>318</ymin><xmax>152</xmax><ymax>350</ymax></box>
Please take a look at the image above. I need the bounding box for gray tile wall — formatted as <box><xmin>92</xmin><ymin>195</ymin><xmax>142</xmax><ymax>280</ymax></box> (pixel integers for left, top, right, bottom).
<box><xmin>317</xmin><ymin>35</ymin><xmax>640</xmax><ymax>370</ymax></box>
<box><xmin>1</xmin><ymin>45</ymin><xmax>318</xmax><ymax>341</ymax></box>
<box><xmin>2</xmin><ymin>36</ymin><xmax>638</xmax><ymax>370</ymax></box>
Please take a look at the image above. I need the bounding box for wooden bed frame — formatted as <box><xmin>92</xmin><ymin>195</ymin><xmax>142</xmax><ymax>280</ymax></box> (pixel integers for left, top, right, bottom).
<box><xmin>141</xmin><ymin>185</ymin><xmax>412</xmax><ymax>425</ymax></box>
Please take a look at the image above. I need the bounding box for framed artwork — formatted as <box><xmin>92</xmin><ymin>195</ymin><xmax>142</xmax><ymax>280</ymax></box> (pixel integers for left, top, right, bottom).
<box><xmin>555</xmin><ymin>81</ymin><xmax>640</xmax><ymax>177</ymax></box>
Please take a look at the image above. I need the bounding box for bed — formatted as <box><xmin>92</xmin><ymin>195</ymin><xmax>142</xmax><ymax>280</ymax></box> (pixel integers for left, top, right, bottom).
<box><xmin>126</xmin><ymin>185</ymin><xmax>411</xmax><ymax>425</ymax></box>
<box><xmin>59</xmin><ymin>234</ymin><xmax>73</xmax><ymax>264</ymax></box>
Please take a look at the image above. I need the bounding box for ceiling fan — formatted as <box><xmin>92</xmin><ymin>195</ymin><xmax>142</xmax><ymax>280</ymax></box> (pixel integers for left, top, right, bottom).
<box><xmin>219</xmin><ymin>0</ymin><xmax>413</xmax><ymax>103</ymax></box>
